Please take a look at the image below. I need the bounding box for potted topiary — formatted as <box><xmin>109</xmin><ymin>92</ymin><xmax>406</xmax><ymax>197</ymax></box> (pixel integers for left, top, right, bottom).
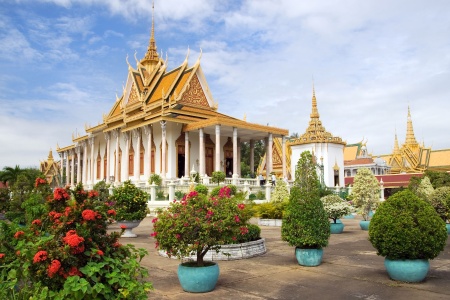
<box><xmin>428</xmin><ymin>187</ymin><xmax>450</xmax><ymax>234</ymax></box>
<box><xmin>369</xmin><ymin>189</ymin><xmax>448</xmax><ymax>282</ymax></box>
<box><xmin>151</xmin><ymin>186</ymin><xmax>251</xmax><ymax>293</ymax></box>
<box><xmin>211</xmin><ymin>171</ymin><xmax>226</xmax><ymax>186</ymax></box>
<box><xmin>321</xmin><ymin>194</ymin><xmax>352</xmax><ymax>234</ymax></box>
<box><xmin>110</xmin><ymin>180</ymin><xmax>149</xmax><ymax>237</ymax></box>
<box><xmin>350</xmin><ymin>168</ymin><xmax>380</xmax><ymax>230</ymax></box>
<box><xmin>281</xmin><ymin>151</ymin><xmax>330</xmax><ymax>266</ymax></box>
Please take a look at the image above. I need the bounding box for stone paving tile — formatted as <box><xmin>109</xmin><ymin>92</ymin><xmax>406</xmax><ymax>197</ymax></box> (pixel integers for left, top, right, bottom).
<box><xmin>115</xmin><ymin>217</ymin><xmax>450</xmax><ymax>299</ymax></box>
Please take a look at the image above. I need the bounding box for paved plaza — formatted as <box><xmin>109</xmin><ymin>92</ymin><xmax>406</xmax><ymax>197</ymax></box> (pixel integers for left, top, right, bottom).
<box><xmin>112</xmin><ymin>217</ymin><xmax>450</xmax><ymax>300</ymax></box>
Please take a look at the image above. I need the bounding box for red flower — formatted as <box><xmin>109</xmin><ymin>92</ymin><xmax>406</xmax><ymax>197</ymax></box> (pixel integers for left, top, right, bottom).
<box><xmin>0</xmin><ymin>253</ymin><xmax>5</xmax><ymax>259</ymax></box>
<box><xmin>53</xmin><ymin>188</ymin><xmax>70</xmax><ymax>201</ymax></box>
<box><xmin>81</xmin><ymin>209</ymin><xmax>96</xmax><ymax>221</ymax></box>
<box><xmin>16</xmin><ymin>250</ymin><xmax>20</xmax><ymax>256</ymax></box>
<box><xmin>33</xmin><ymin>250</ymin><xmax>48</xmax><ymax>263</ymax></box>
<box><xmin>150</xmin><ymin>232</ymin><xmax>157</xmax><ymax>237</ymax></box>
<box><xmin>34</xmin><ymin>177</ymin><xmax>47</xmax><ymax>187</ymax></box>
<box><xmin>120</xmin><ymin>224</ymin><xmax>127</xmax><ymax>229</ymax></box>
<box><xmin>66</xmin><ymin>266</ymin><xmax>83</xmax><ymax>278</ymax></box>
<box><xmin>88</xmin><ymin>190</ymin><xmax>99</xmax><ymax>199</ymax></box>
<box><xmin>31</xmin><ymin>219</ymin><xmax>42</xmax><ymax>226</ymax></box>
<box><xmin>113</xmin><ymin>241</ymin><xmax>122</xmax><ymax>248</ymax></box>
<box><xmin>240</xmin><ymin>226</ymin><xmax>249</xmax><ymax>235</ymax></box>
<box><xmin>107</xmin><ymin>209</ymin><xmax>116</xmax><ymax>216</ymax></box>
<box><xmin>14</xmin><ymin>231</ymin><xmax>25</xmax><ymax>239</ymax></box>
<box><xmin>96</xmin><ymin>249</ymin><xmax>104</xmax><ymax>256</ymax></box>
<box><xmin>49</xmin><ymin>211</ymin><xmax>63</xmax><ymax>223</ymax></box>
<box><xmin>234</xmin><ymin>215</ymin><xmax>240</xmax><ymax>223</ymax></box>
<box><xmin>47</xmin><ymin>259</ymin><xmax>61</xmax><ymax>278</ymax></box>
<box><xmin>63</xmin><ymin>230</ymin><xmax>85</xmax><ymax>254</ymax></box>
<box><xmin>238</xmin><ymin>203</ymin><xmax>245</xmax><ymax>210</ymax></box>
<box><xmin>151</xmin><ymin>217</ymin><xmax>158</xmax><ymax>223</ymax></box>
<box><xmin>64</xmin><ymin>207</ymin><xmax>72</xmax><ymax>217</ymax></box>
<box><xmin>218</xmin><ymin>186</ymin><xmax>231</xmax><ymax>198</ymax></box>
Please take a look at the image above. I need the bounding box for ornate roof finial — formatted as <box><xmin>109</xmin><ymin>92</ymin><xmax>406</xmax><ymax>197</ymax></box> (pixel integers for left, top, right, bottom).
<box><xmin>405</xmin><ymin>106</ymin><xmax>418</xmax><ymax>146</ymax></box>
<box><xmin>311</xmin><ymin>80</ymin><xmax>319</xmax><ymax>119</ymax></box>
<box><xmin>393</xmin><ymin>130</ymin><xmax>400</xmax><ymax>154</ymax></box>
<box><xmin>140</xmin><ymin>1</ymin><xmax>160</xmax><ymax>71</ymax></box>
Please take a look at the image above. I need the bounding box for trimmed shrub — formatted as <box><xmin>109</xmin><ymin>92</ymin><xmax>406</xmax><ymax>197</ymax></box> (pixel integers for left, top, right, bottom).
<box><xmin>428</xmin><ymin>186</ymin><xmax>450</xmax><ymax>222</ymax></box>
<box><xmin>194</xmin><ymin>184</ymin><xmax>208</xmax><ymax>195</ymax></box>
<box><xmin>369</xmin><ymin>190</ymin><xmax>447</xmax><ymax>260</ymax></box>
<box><xmin>254</xmin><ymin>202</ymin><xmax>286</xmax><ymax>219</ymax></box>
<box><xmin>237</xmin><ymin>224</ymin><xmax>261</xmax><ymax>243</ymax></box>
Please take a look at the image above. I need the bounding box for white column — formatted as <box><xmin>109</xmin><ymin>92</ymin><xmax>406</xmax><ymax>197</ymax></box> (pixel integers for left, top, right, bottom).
<box><xmin>233</xmin><ymin>127</ymin><xmax>238</xmax><ymax>176</ymax></box>
<box><xmin>161</xmin><ymin>121</ymin><xmax>166</xmax><ymax>179</ymax></box>
<box><xmin>250</xmin><ymin>139</ymin><xmax>255</xmax><ymax>175</ymax></box>
<box><xmin>237</xmin><ymin>137</ymin><xmax>241</xmax><ymax>176</ymax></box>
<box><xmin>282</xmin><ymin>136</ymin><xmax>286</xmax><ymax>179</ymax></box>
<box><xmin>143</xmin><ymin>125</ymin><xmax>152</xmax><ymax>181</ymax></box>
<box><xmin>264</xmin><ymin>137</ymin><xmax>269</xmax><ymax>179</ymax></box>
<box><xmin>82</xmin><ymin>142</ymin><xmax>88</xmax><ymax>184</ymax></box>
<box><xmin>268</xmin><ymin>133</ymin><xmax>273</xmax><ymax>175</ymax></box>
<box><xmin>105</xmin><ymin>132</ymin><xmax>110</xmax><ymax>183</ymax></box>
<box><xmin>134</xmin><ymin>129</ymin><xmax>141</xmax><ymax>181</ymax></box>
<box><xmin>114</xmin><ymin>130</ymin><xmax>120</xmax><ymax>183</ymax></box>
<box><xmin>123</xmin><ymin>132</ymin><xmax>129</xmax><ymax>181</ymax></box>
<box><xmin>65</xmin><ymin>151</ymin><xmax>69</xmax><ymax>185</ymax></box>
<box><xmin>89</xmin><ymin>137</ymin><xmax>95</xmax><ymax>184</ymax></box>
<box><xmin>76</xmin><ymin>146</ymin><xmax>81</xmax><ymax>184</ymax></box>
<box><xmin>215</xmin><ymin>125</ymin><xmax>221</xmax><ymax>171</ymax></box>
<box><xmin>70</xmin><ymin>150</ymin><xmax>75</xmax><ymax>187</ymax></box>
<box><xmin>185</xmin><ymin>131</ymin><xmax>189</xmax><ymax>176</ymax></box>
<box><xmin>199</xmin><ymin>128</ymin><xmax>205</xmax><ymax>176</ymax></box>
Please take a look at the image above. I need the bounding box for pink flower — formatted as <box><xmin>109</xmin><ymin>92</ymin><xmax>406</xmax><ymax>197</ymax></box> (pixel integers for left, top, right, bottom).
<box><xmin>150</xmin><ymin>232</ymin><xmax>157</xmax><ymax>237</ymax></box>
<box><xmin>152</xmin><ymin>217</ymin><xmax>158</xmax><ymax>223</ymax></box>
<box><xmin>238</xmin><ymin>203</ymin><xmax>245</xmax><ymax>210</ymax></box>
<box><xmin>175</xmin><ymin>234</ymin><xmax>181</xmax><ymax>239</ymax></box>
<box><xmin>234</xmin><ymin>215</ymin><xmax>240</xmax><ymax>223</ymax></box>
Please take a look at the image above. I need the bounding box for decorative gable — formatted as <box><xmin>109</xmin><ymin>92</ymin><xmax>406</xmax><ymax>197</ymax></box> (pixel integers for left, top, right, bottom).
<box><xmin>178</xmin><ymin>75</ymin><xmax>210</xmax><ymax>109</ymax></box>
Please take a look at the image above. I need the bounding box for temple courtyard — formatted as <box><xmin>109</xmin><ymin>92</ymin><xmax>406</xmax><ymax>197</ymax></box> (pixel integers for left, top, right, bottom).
<box><xmin>113</xmin><ymin>217</ymin><xmax>450</xmax><ymax>300</ymax></box>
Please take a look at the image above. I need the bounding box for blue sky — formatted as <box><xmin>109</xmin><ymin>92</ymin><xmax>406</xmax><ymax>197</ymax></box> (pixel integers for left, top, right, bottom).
<box><xmin>1</xmin><ymin>0</ymin><xmax>450</xmax><ymax>169</ymax></box>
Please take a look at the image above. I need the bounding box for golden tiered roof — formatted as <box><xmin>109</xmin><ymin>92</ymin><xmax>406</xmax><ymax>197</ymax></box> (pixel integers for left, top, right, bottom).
<box><xmin>40</xmin><ymin>149</ymin><xmax>61</xmax><ymax>187</ymax></box>
<box><xmin>289</xmin><ymin>86</ymin><xmax>345</xmax><ymax>146</ymax></box>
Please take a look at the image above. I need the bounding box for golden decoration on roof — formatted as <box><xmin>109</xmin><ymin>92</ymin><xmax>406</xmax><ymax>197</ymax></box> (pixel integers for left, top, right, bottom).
<box><xmin>290</xmin><ymin>85</ymin><xmax>345</xmax><ymax>146</ymax></box>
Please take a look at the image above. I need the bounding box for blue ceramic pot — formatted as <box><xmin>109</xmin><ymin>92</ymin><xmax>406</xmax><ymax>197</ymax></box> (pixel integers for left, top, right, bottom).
<box><xmin>384</xmin><ymin>258</ymin><xmax>429</xmax><ymax>282</ymax></box>
<box><xmin>359</xmin><ymin>220</ymin><xmax>370</xmax><ymax>231</ymax></box>
<box><xmin>446</xmin><ymin>223</ymin><xmax>450</xmax><ymax>235</ymax></box>
<box><xmin>330</xmin><ymin>222</ymin><xmax>344</xmax><ymax>234</ymax></box>
<box><xmin>295</xmin><ymin>248</ymin><xmax>323</xmax><ymax>266</ymax></box>
<box><xmin>177</xmin><ymin>262</ymin><xmax>219</xmax><ymax>293</ymax></box>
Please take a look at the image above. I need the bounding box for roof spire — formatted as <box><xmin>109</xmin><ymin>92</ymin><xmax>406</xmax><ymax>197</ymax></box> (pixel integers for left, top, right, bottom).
<box><xmin>140</xmin><ymin>1</ymin><xmax>160</xmax><ymax>71</ymax></box>
<box><xmin>393</xmin><ymin>130</ymin><xmax>400</xmax><ymax>154</ymax></box>
<box><xmin>405</xmin><ymin>106</ymin><xmax>418</xmax><ymax>146</ymax></box>
<box><xmin>310</xmin><ymin>81</ymin><xmax>320</xmax><ymax>119</ymax></box>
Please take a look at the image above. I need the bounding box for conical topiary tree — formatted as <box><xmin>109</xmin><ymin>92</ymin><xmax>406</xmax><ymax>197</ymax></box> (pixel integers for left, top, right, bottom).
<box><xmin>281</xmin><ymin>151</ymin><xmax>330</xmax><ymax>249</ymax></box>
<box><xmin>415</xmin><ymin>176</ymin><xmax>434</xmax><ymax>202</ymax></box>
<box><xmin>351</xmin><ymin>168</ymin><xmax>380</xmax><ymax>221</ymax></box>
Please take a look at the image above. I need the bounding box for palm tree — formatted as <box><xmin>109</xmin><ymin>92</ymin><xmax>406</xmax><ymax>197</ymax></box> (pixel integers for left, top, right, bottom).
<box><xmin>0</xmin><ymin>165</ymin><xmax>23</xmax><ymax>186</ymax></box>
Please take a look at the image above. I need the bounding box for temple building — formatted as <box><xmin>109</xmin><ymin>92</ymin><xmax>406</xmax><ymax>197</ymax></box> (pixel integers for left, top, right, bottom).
<box><xmin>56</xmin><ymin>16</ymin><xmax>289</xmax><ymax>187</ymax></box>
<box><xmin>39</xmin><ymin>150</ymin><xmax>61</xmax><ymax>188</ymax></box>
<box><xmin>344</xmin><ymin>141</ymin><xmax>391</xmax><ymax>177</ymax></box>
<box><xmin>259</xmin><ymin>86</ymin><xmax>346</xmax><ymax>187</ymax></box>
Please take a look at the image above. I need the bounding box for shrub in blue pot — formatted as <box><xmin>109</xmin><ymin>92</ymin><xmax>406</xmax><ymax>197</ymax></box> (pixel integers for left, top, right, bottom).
<box><xmin>369</xmin><ymin>190</ymin><xmax>447</xmax><ymax>282</ymax></box>
<box><xmin>321</xmin><ymin>194</ymin><xmax>351</xmax><ymax>234</ymax></box>
<box><xmin>282</xmin><ymin>151</ymin><xmax>330</xmax><ymax>266</ymax></box>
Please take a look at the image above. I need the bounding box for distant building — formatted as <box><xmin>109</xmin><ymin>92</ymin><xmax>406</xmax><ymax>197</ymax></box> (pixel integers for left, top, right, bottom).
<box><xmin>40</xmin><ymin>150</ymin><xmax>61</xmax><ymax>188</ymax></box>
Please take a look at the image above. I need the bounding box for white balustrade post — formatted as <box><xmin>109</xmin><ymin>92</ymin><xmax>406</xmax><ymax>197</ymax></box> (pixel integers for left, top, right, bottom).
<box><xmin>150</xmin><ymin>183</ymin><xmax>157</xmax><ymax>202</ymax></box>
<box><xmin>168</xmin><ymin>181</ymin><xmax>175</xmax><ymax>202</ymax></box>
<box><xmin>243</xmin><ymin>181</ymin><xmax>250</xmax><ymax>200</ymax></box>
<box><xmin>265</xmin><ymin>182</ymin><xmax>271</xmax><ymax>202</ymax></box>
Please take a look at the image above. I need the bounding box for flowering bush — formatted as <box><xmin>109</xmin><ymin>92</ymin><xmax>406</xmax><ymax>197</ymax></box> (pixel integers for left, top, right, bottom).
<box><xmin>349</xmin><ymin>168</ymin><xmax>380</xmax><ymax>221</ymax></box>
<box><xmin>110</xmin><ymin>180</ymin><xmax>149</xmax><ymax>221</ymax></box>
<box><xmin>0</xmin><ymin>180</ymin><xmax>152</xmax><ymax>299</ymax></box>
<box><xmin>152</xmin><ymin>186</ymin><xmax>252</xmax><ymax>266</ymax></box>
<box><xmin>321</xmin><ymin>194</ymin><xmax>352</xmax><ymax>223</ymax></box>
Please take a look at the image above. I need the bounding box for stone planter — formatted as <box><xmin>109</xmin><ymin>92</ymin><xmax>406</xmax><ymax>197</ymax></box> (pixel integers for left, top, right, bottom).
<box><xmin>295</xmin><ymin>248</ymin><xmax>323</xmax><ymax>267</ymax></box>
<box><xmin>178</xmin><ymin>261</ymin><xmax>220</xmax><ymax>293</ymax></box>
<box><xmin>258</xmin><ymin>219</ymin><xmax>282</xmax><ymax>226</ymax></box>
<box><xmin>330</xmin><ymin>222</ymin><xmax>344</xmax><ymax>234</ymax></box>
<box><xmin>159</xmin><ymin>238</ymin><xmax>266</xmax><ymax>261</ymax></box>
<box><xmin>117</xmin><ymin>220</ymin><xmax>141</xmax><ymax>238</ymax></box>
<box><xmin>384</xmin><ymin>258</ymin><xmax>430</xmax><ymax>282</ymax></box>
